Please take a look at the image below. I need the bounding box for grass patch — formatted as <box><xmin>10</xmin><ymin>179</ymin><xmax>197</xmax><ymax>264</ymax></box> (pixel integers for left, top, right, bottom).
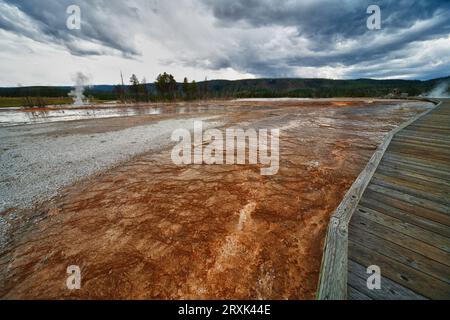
<box><xmin>0</xmin><ymin>97</ymin><xmax>73</xmax><ymax>108</ymax></box>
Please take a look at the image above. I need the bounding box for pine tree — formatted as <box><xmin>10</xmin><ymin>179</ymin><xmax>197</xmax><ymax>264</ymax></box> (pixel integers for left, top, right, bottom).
<box><xmin>155</xmin><ymin>72</ymin><xmax>177</xmax><ymax>100</ymax></box>
<box><xmin>129</xmin><ymin>74</ymin><xmax>140</xmax><ymax>102</ymax></box>
<box><xmin>191</xmin><ymin>80</ymin><xmax>198</xmax><ymax>100</ymax></box>
<box><xmin>183</xmin><ymin>77</ymin><xmax>190</xmax><ymax>100</ymax></box>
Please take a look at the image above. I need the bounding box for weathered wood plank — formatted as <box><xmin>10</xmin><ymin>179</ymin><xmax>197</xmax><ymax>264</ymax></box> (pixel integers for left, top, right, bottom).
<box><xmin>389</xmin><ymin>141</ymin><xmax>450</xmax><ymax>158</ymax></box>
<box><xmin>406</xmin><ymin>124</ymin><xmax>450</xmax><ymax>131</ymax></box>
<box><xmin>359</xmin><ymin>196</ymin><xmax>450</xmax><ymax>237</ymax></box>
<box><xmin>349</xmin><ymin>225</ymin><xmax>450</xmax><ymax>282</ymax></box>
<box><xmin>355</xmin><ymin>205</ymin><xmax>450</xmax><ymax>252</ymax></box>
<box><xmin>348</xmin><ymin>260</ymin><xmax>427</xmax><ymax>300</ymax></box>
<box><xmin>347</xmin><ymin>285</ymin><xmax>372</xmax><ymax>300</ymax></box>
<box><xmin>317</xmin><ymin>217</ymin><xmax>348</xmax><ymax>300</ymax></box>
<box><xmin>394</xmin><ymin>137</ymin><xmax>450</xmax><ymax>150</ymax></box>
<box><xmin>382</xmin><ymin>153</ymin><xmax>450</xmax><ymax>177</ymax></box>
<box><xmin>393</xmin><ymin>135</ymin><xmax>450</xmax><ymax>149</ymax></box>
<box><xmin>367</xmin><ymin>183</ymin><xmax>450</xmax><ymax>214</ymax></box>
<box><xmin>349</xmin><ymin>241</ymin><xmax>450</xmax><ymax>299</ymax></box>
<box><xmin>378</xmin><ymin>161</ymin><xmax>450</xmax><ymax>186</ymax></box>
<box><xmin>384</xmin><ymin>150</ymin><xmax>450</xmax><ymax>168</ymax></box>
<box><xmin>371</xmin><ymin>170</ymin><xmax>450</xmax><ymax>201</ymax></box>
<box><xmin>350</xmin><ymin>214</ymin><xmax>450</xmax><ymax>266</ymax></box>
<box><xmin>398</xmin><ymin>129</ymin><xmax>450</xmax><ymax>143</ymax></box>
<box><xmin>363</xmin><ymin>188</ymin><xmax>450</xmax><ymax>227</ymax></box>
<box><xmin>389</xmin><ymin>146</ymin><xmax>449</xmax><ymax>169</ymax></box>
<box><xmin>371</xmin><ymin>173</ymin><xmax>449</xmax><ymax>205</ymax></box>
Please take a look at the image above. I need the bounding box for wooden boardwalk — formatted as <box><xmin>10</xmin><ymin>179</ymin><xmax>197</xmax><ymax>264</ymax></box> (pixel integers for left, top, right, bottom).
<box><xmin>347</xmin><ymin>100</ymin><xmax>450</xmax><ymax>300</ymax></box>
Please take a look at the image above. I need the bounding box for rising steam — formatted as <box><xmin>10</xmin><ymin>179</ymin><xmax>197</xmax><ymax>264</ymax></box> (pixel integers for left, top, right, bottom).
<box><xmin>427</xmin><ymin>81</ymin><xmax>450</xmax><ymax>98</ymax></box>
<box><xmin>68</xmin><ymin>72</ymin><xmax>90</xmax><ymax>106</ymax></box>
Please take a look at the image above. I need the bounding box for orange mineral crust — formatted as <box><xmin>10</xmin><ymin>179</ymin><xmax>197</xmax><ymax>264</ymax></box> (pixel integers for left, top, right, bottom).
<box><xmin>0</xmin><ymin>99</ymin><xmax>431</xmax><ymax>299</ymax></box>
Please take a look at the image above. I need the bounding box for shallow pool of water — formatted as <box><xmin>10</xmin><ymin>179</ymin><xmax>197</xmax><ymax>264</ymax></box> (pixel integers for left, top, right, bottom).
<box><xmin>0</xmin><ymin>105</ymin><xmax>228</xmax><ymax>127</ymax></box>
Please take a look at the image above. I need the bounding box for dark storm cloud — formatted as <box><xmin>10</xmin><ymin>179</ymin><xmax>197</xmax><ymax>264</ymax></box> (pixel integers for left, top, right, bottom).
<box><xmin>0</xmin><ymin>0</ymin><xmax>142</xmax><ymax>56</ymax></box>
<box><xmin>204</xmin><ymin>0</ymin><xmax>447</xmax><ymax>36</ymax></box>
<box><xmin>0</xmin><ymin>0</ymin><xmax>449</xmax><ymax>80</ymax></box>
<box><xmin>200</xmin><ymin>0</ymin><xmax>450</xmax><ymax>78</ymax></box>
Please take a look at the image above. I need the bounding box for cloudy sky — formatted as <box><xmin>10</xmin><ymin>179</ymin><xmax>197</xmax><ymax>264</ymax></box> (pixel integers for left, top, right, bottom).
<box><xmin>0</xmin><ymin>0</ymin><xmax>449</xmax><ymax>86</ymax></box>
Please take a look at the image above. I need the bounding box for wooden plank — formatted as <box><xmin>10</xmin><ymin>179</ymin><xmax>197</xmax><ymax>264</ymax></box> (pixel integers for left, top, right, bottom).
<box><xmin>409</xmin><ymin>116</ymin><xmax>450</xmax><ymax>123</ymax></box>
<box><xmin>378</xmin><ymin>163</ymin><xmax>450</xmax><ymax>188</ymax></box>
<box><xmin>400</xmin><ymin>128</ymin><xmax>450</xmax><ymax>136</ymax></box>
<box><xmin>414</xmin><ymin>119</ymin><xmax>450</xmax><ymax>125</ymax></box>
<box><xmin>347</xmin><ymin>285</ymin><xmax>372</xmax><ymax>300</ymax></box>
<box><xmin>387</xmin><ymin>147</ymin><xmax>450</xmax><ymax>165</ymax></box>
<box><xmin>367</xmin><ymin>184</ymin><xmax>450</xmax><ymax>214</ymax></box>
<box><xmin>371</xmin><ymin>169</ymin><xmax>450</xmax><ymax>200</ymax></box>
<box><xmin>350</xmin><ymin>214</ymin><xmax>450</xmax><ymax>266</ymax></box>
<box><xmin>389</xmin><ymin>140</ymin><xmax>450</xmax><ymax>157</ymax></box>
<box><xmin>421</xmin><ymin>111</ymin><xmax>450</xmax><ymax>115</ymax></box>
<box><xmin>394</xmin><ymin>135</ymin><xmax>450</xmax><ymax>149</ymax></box>
<box><xmin>371</xmin><ymin>173</ymin><xmax>449</xmax><ymax>206</ymax></box>
<box><xmin>422</xmin><ymin>114</ymin><xmax>450</xmax><ymax>118</ymax></box>
<box><xmin>416</xmin><ymin>118</ymin><xmax>450</xmax><ymax>123</ymax></box>
<box><xmin>374</xmin><ymin>167</ymin><xmax>450</xmax><ymax>191</ymax></box>
<box><xmin>384</xmin><ymin>149</ymin><xmax>450</xmax><ymax>169</ymax></box>
<box><xmin>355</xmin><ymin>205</ymin><xmax>450</xmax><ymax>252</ymax></box>
<box><xmin>406</xmin><ymin>124</ymin><xmax>450</xmax><ymax>131</ymax></box>
<box><xmin>317</xmin><ymin>217</ymin><xmax>348</xmax><ymax>300</ymax></box>
<box><xmin>419</xmin><ymin>113</ymin><xmax>450</xmax><ymax>118</ymax></box>
<box><xmin>390</xmin><ymin>140</ymin><xmax>450</xmax><ymax>155</ymax></box>
<box><xmin>402</xmin><ymin>128</ymin><xmax>450</xmax><ymax>136</ymax></box>
<box><xmin>395</xmin><ymin>134</ymin><xmax>450</xmax><ymax>147</ymax></box>
<box><xmin>349</xmin><ymin>241</ymin><xmax>450</xmax><ymax>299</ymax></box>
<box><xmin>406</xmin><ymin>121</ymin><xmax>450</xmax><ymax>128</ymax></box>
<box><xmin>408</xmin><ymin>122</ymin><xmax>450</xmax><ymax>128</ymax></box>
<box><xmin>417</xmin><ymin>121</ymin><xmax>450</xmax><ymax>126</ymax></box>
<box><xmin>348</xmin><ymin>260</ymin><xmax>427</xmax><ymax>300</ymax></box>
<box><xmin>389</xmin><ymin>149</ymin><xmax>449</xmax><ymax>168</ymax></box>
<box><xmin>382</xmin><ymin>153</ymin><xmax>450</xmax><ymax>178</ymax></box>
<box><xmin>360</xmin><ymin>196</ymin><xmax>450</xmax><ymax>237</ymax></box>
<box><xmin>363</xmin><ymin>188</ymin><xmax>450</xmax><ymax>227</ymax></box>
<box><xmin>349</xmin><ymin>225</ymin><xmax>450</xmax><ymax>282</ymax></box>
<box><xmin>378</xmin><ymin>158</ymin><xmax>450</xmax><ymax>187</ymax></box>
<box><xmin>377</xmin><ymin>159</ymin><xmax>450</xmax><ymax>185</ymax></box>
<box><xmin>396</xmin><ymin>129</ymin><xmax>450</xmax><ymax>139</ymax></box>
<box><xmin>398</xmin><ymin>129</ymin><xmax>450</xmax><ymax>143</ymax></box>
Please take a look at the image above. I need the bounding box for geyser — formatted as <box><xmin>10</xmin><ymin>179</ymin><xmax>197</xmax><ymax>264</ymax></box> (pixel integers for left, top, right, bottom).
<box><xmin>68</xmin><ymin>72</ymin><xmax>89</xmax><ymax>106</ymax></box>
<box><xmin>427</xmin><ymin>81</ymin><xmax>450</xmax><ymax>98</ymax></box>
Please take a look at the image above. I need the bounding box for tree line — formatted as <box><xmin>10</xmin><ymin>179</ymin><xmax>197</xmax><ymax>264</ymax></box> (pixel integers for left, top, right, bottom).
<box><xmin>115</xmin><ymin>72</ymin><xmax>209</xmax><ymax>103</ymax></box>
<box><xmin>2</xmin><ymin>76</ymin><xmax>447</xmax><ymax>103</ymax></box>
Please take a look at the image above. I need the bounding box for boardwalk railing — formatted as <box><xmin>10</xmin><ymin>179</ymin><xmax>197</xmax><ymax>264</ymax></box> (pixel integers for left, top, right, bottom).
<box><xmin>316</xmin><ymin>98</ymin><xmax>442</xmax><ymax>300</ymax></box>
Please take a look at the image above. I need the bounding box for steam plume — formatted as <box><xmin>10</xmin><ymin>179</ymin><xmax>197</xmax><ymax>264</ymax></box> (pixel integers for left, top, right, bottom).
<box><xmin>68</xmin><ymin>72</ymin><xmax>90</xmax><ymax>106</ymax></box>
<box><xmin>427</xmin><ymin>81</ymin><xmax>450</xmax><ymax>98</ymax></box>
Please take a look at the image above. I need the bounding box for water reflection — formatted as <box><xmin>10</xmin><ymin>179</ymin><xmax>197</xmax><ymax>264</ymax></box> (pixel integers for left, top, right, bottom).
<box><xmin>0</xmin><ymin>105</ymin><xmax>227</xmax><ymax>127</ymax></box>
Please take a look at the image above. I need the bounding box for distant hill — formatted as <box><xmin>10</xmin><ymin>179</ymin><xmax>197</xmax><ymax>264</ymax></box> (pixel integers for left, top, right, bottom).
<box><xmin>0</xmin><ymin>76</ymin><xmax>448</xmax><ymax>100</ymax></box>
<box><xmin>201</xmin><ymin>77</ymin><xmax>450</xmax><ymax>98</ymax></box>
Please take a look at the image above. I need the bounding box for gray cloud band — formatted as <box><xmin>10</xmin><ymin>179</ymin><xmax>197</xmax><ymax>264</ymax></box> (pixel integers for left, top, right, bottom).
<box><xmin>0</xmin><ymin>0</ymin><xmax>449</xmax><ymax>79</ymax></box>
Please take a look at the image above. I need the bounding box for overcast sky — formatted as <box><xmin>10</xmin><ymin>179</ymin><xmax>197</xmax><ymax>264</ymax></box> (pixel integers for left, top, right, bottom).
<box><xmin>0</xmin><ymin>0</ymin><xmax>449</xmax><ymax>86</ymax></box>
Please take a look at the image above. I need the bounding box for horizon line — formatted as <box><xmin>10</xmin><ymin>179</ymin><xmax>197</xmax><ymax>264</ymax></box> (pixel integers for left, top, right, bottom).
<box><xmin>1</xmin><ymin>75</ymin><xmax>449</xmax><ymax>89</ymax></box>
